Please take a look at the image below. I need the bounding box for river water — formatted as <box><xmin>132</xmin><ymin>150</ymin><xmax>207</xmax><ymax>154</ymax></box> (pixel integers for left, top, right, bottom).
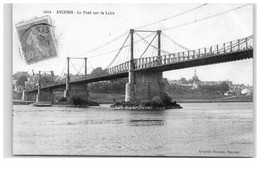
<box><xmin>13</xmin><ymin>102</ymin><xmax>254</xmax><ymax>157</ymax></box>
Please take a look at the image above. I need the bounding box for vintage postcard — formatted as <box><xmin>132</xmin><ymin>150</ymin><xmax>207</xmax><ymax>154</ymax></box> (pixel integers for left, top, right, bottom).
<box><xmin>12</xmin><ymin>4</ymin><xmax>254</xmax><ymax>157</ymax></box>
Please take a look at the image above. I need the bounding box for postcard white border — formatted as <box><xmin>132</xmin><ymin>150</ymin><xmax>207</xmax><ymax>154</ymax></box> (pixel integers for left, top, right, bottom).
<box><xmin>1</xmin><ymin>1</ymin><xmax>260</xmax><ymax>184</ymax></box>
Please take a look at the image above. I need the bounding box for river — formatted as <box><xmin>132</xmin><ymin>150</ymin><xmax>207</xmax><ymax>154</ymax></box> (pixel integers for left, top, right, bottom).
<box><xmin>13</xmin><ymin>102</ymin><xmax>254</xmax><ymax>157</ymax></box>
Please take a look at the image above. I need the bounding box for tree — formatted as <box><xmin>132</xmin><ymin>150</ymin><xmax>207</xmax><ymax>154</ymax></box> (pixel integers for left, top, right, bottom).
<box><xmin>179</xmin><ymin>77</ymin><xmax>188</xmax><ymax>84</ymax></box>
<box><xmin>218</xmin><ymin>82</ymin><xmax>229</xmax><ymax>94</ymax></box>
<box><xmin>88</xmin><ymin>78</ymin><xmax>128</xmax><ymax>94</ymax></box>
<box><xmin>12</xmin><ymin>71</ymin><xmax>29</xmax><ymax>80</ymax></box>
<box><xmin>40</xmin><ymin>75</ymin><xmax>53</xmax><ymax>85</ymax></box>
<box><xmin>16</xmin><ymin>75</ymin><xmax>28</xmax><ymax>87</ymax></box>
<box><xmin>90</xmin><ymin>67</ymin><xmax>108</xmax><ymax>78</ymax></box>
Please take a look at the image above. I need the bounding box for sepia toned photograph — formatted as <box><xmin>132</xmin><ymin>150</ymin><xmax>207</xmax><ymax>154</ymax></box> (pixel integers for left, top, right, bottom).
<box><xmin>12</xmin><ymin>3</ymin><xmax>254</xmax><ymax>157</ymax></box>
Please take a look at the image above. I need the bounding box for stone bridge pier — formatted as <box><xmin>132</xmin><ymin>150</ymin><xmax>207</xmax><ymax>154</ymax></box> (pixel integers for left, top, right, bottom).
<box><xmin>36</xmin><ymin>89</ymin><xmax>54</xmax><ymax>102</ymax></box>
<box><xmin>22</xmin><ymin>90</ymin><xmax>37</xmax><ymax>101</ymax></box>
<box><xmin>64</xmin><ymin>84</ymin><xmax>89</xmax><ymax>101</ymax></box>
<box><xmin>23</xmin><ymin>83</ymin><xmax>89</xmax><ymax>103</ymax></box>
<box><xmin>22</xmin><ymin>89</ymin><xmax>54</xmax><ymax>102</ymax></box>
<box><xmin>125</xmin><ymin>69</ymin><xmax>164</xmax><ymax>102</ymax></box>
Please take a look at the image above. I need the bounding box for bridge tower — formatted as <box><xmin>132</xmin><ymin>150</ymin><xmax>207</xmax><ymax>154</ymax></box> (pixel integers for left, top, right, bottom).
<box><xmin>63</xmin><ymin>57</ymin><xmax>89</xmax><ymax>100</ymax></box>
<box><xmin>125</xmin><ymin>29</ymin><xmax>135</xmax><ymax>101</ymax></box>
<box><xmin>64</xmin><ymin>57</ymin><xmax>70</xmax><ymax>98</ymax></box>
<box><xmin>35</xmin><ymin>71</ymin><xmax>55</xmax><ymax>103</ymax></box>
<box><xmin>125</xmin><ymin>29</ymin><xmax>164</xmax><ymax>102</ymax></box>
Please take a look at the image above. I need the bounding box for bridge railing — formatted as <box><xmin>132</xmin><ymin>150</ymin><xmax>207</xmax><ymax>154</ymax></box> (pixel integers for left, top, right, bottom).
<box><xmin>105</xmin><ymin>35</ymin><xmax>253</xmax><ymax>74</ymax></box>
<box><xmin>132</xmin><ymin>35</ymin><xmax>253</xmax><ymax>70</ymax></box>
<box><xmin>104</xmin><ymin>61</ymin><xmax>130</xmax><ymax>75</ymax></box>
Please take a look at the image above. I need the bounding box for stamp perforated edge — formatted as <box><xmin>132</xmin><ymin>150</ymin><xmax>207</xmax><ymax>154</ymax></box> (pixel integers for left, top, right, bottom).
<box><xmin>15</xmin><ymin>15</ymin><xmax>59</xmax><ymax>65</ymax></box>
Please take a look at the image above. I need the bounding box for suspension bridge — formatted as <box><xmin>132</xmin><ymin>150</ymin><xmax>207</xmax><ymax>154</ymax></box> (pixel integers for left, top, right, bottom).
<box><xmin>21</xmin><ymin>4</ymin><xmax>254</xmax><ymax>103</ymax></box>
<box><xmin>23</xmin><ymin>30</ymin><xmax>253</xmax><ymax>102</ymax></box>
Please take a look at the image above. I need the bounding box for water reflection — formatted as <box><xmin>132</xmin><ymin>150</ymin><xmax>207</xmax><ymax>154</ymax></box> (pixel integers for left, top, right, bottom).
<box><xmin>66</xmin><ymin>119</ymin><xmax>123</xmax><ymax>125</ymax></box>
<box><xmin>128</xmin><ymin>119</ymin><xmax>165</xmax><ymax>126</ymax></box>
<box><xmin>122</xmin><ymin>109</ymin><xmax>167</xmax><ymax>126</ymax></box>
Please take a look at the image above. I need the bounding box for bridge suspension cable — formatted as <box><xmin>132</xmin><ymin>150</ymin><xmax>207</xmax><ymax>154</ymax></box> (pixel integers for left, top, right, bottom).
<box><xmin>88</xmin><ymin>60</ymin><xmax>95</xmax><ymax>70</ymax></box>
<box><xmin>77</xmin><ymin>61</ymin><xmax>85</xmax><ymax>75</ymax></box>
<box><xmin>105</xmin><ymin>33</ymin><xmax>130</xmax><ymax>69</ymax></box>
<box><xmin>59</xmin><ymin>66</ymin><xmax>66</xmax><ymax>77</ymax></box>
<box><xmin>136</xmin><ymin>43</ymin><xmax>141</xmax><ymax>59</ymax></box>
<box><xmin>75</xmin><ymin>4</ymin><xmax>207</xmax><ymax>57</ymax></box>
<box><xmin>74</xmin><ymin>4</ymin><xmax>250</xmax><ymax>61</ymax></box>
<box><xmin>135</xmin><ymin>32</ymin><xmax>171</xmax><ymax>55</ymax></box>
<box><xmin>151</xmin><ymin>46</ymin><xmax>155</xmax><ymax>56</ymax></box>
<box><xmin>70</xmin><ymin>61</ymin><xmax>82</xmax><ymax>75</ymax></box>
<box><xmin>87</xmin><ymin>32</ymin><xmax>155</xmax><ymax>59</ymax></box>
<box><xmin>134</xmin><ymin>4</ymin><xmax>207</xmax><ymax>29</ymax></box>
<box><xmin>138</xmin><ymin>33</ymin><xmax>157</xmax><ymax>58</ymax></box>
<box><xmin>162</xmin><ymin>33</ymin><xmax>190</xmax><ymax>51</ymax></box>
<box><xmin>162</xmin><ymin>4</ymin><xmax>252</xmax><ymax>31</ymax></box>
<box><xmin>76</xmin><ymin>31</ymin><xmax>129</xmax><ymax>56</ymax></box>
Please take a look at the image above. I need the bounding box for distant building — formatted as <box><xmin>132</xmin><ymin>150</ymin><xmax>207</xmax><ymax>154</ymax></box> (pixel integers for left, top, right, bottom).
<box><xmin>191</xmin><ymin>81</ymin><xmax>198</xmax><ymax>90</ymax></box>
<box><xmin>190</xmin><ymin>70</ymin><xmax>232</xmax><ymax>88</ymax></box>
<box><xmin>13</xmin><ymin>79</ymin><xmax>24</xmax><ymax>93</ymax></box>
<box><xmin>168</xmin><ymin>80</ymin><xmax>183</xmax><ymax>85</ymax></box>
<box><xmin>192</xmin><ymin>70</ymin><xmax>200</xmax><ymax>83</ymax></box>
<box><xmin>225</xmin><ymin>80</ymin><xmax>233</xmax><ymax>87</ymax></box>
<box><xmin>168</xmin><ymin>70</ymin><xmax>240</xmax><ymax>93</ymax></box>
<box><xmin>199</xmin><ymin>81</ymin><xmax>221</xmax><ymax>86</ymax></box>
<box><xmin>12</xmin><ymin>80</ymin><xmax>17</xmax><ymax>91</ymax></box>
<box><xmin>241</xmin><ymin>88</ymin><xmax>252</xmax><ymax>96</ymax></box>
<box><xmin>16</xmin><ymin>85</ymin><xmax>24</xmax><ymax>93</ymax></box>
<box><xmin>224</xmin><ymin>83</ymin><xmax>253</xmax><ymax>96</ymax></box>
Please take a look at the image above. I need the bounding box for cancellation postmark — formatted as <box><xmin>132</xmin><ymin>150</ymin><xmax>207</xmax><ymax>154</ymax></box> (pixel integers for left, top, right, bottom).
<box><xmin>16</xmin><ymin>16</ymin><xmax>58</xmax><ymax>64</ymax></box>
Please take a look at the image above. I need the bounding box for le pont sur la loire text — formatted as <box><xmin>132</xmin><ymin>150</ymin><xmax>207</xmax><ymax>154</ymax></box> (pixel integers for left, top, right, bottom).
<box><xmin>43</xmin><ymin>10</ymin><xmax>115</xmax><ymax>15</ymax></box>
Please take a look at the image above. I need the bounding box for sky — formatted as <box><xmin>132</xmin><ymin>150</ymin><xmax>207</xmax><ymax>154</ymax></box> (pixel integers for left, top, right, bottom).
<box><xmin>12</xmin><ymin>4</ymin><xmax>254</xmax><ymax>85</ymax></box>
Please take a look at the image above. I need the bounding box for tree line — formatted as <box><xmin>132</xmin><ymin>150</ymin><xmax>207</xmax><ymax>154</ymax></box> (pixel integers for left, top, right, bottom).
<box><xmin>13</xmin><ymin>68</ymin><xmax>230</xmax><ymax>95</ymax></box>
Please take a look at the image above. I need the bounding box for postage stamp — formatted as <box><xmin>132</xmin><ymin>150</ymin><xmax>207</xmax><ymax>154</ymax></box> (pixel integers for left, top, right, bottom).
<box><xmin>16</xmin><ymin>15</ymin><xmax>58</xmax><ymax>64</ymax></box>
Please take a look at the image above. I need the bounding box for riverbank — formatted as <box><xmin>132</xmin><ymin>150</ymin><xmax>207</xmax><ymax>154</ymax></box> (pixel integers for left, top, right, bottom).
<box><xmin>178</xmin><ymin>95</ymin><xmax>253</xmax><ymax>103</ymax></box>
<box><xmin>13</xmin><ymin>95</ymin><xmax>100</xmax><ymax>107</ymax></box>
<box><xmin>13</xmin><ymin>94</ymin><xmax>253</xmax><ymax>106</ymax></box>
<box><xmin>13</xmin><ymin>100</ymin><xmax>34</xmax><ymax>105</ymax></box>
<box><xmin>88</xmin><ymin>92</ymin><xmax>253</xmax><ymax>104</ymax></box>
